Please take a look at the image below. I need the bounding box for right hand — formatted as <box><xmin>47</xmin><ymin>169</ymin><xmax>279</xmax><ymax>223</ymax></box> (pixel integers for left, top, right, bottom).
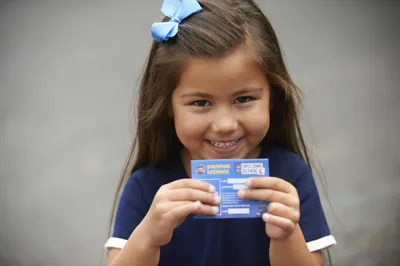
<box><xmin>139</xmin><ymin>178</ymin><xmax>220</xmax><ymax>248</ymax></box>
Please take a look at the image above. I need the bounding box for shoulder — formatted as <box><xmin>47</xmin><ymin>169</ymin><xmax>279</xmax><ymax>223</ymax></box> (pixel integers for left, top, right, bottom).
<box><xmin>262</xmin><ymin>145</ymin><xmax>311</xmax><ymax>175</ymax></box>
<box><xmin>261</xmin><ymin>145</ymin><xmax>315</xmax><ymax>189</ymax></box>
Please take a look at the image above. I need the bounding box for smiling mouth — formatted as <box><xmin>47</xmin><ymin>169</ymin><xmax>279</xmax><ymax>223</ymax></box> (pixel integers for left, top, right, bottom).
<box><xmin>208</xmin><ymin>139</ymin><xmax>241</xmax><ymax>149</ymax></box>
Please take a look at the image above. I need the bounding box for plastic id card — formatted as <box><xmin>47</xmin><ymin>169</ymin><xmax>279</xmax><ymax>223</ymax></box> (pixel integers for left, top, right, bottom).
<box><xmin>191</xmin><ymin>158</ymin><xmax>269</xmax><ymax>219</ymax></box>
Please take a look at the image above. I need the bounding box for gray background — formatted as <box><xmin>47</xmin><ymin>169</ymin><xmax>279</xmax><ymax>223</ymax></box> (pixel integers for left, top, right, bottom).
<box><xmin>0</xmin><ymin>0</ymin><xmax>399</xmax><ymax>265</ymax></box>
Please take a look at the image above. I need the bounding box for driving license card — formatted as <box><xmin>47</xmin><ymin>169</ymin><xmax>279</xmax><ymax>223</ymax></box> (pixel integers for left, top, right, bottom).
<box><xmin>191</xmin><ymin>158</ymin><xmax>269</xmax><ymax>219</ymax></box>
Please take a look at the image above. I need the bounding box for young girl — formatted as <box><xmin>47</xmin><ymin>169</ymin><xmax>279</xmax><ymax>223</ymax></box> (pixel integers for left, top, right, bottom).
<box><xmin>105</xmin><ymin>0</ymin><xmax>336</xmax><ymax>265</ymax></box>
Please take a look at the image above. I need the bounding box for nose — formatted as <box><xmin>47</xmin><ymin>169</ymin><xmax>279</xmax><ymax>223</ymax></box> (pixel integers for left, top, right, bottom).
<box><xmin>211</xmin><ymin>108</ymin><xmax>239</xmax><ymax>133</ymax></box>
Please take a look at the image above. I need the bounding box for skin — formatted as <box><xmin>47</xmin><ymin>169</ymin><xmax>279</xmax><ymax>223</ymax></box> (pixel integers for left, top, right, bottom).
<box><xmin>172</xmin><ymin>49</ymin><xmax>270</xmax><ymax>164</ymax></box>
<box><xmin>106</xmin><ymin>51</ymin><xmax>322</xmax><ymax>266</ymax></box>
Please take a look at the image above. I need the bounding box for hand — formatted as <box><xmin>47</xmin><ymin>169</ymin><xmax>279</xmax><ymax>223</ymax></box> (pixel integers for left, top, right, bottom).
<box><xmin>140</xmin><ymin>178</ymin><xmax>220</xmax><ymax>248</ymax></box>
<box><xmin>237</xmin><ymin>177</ymin><xmax>300</xmax><ymax>240</ymax></box>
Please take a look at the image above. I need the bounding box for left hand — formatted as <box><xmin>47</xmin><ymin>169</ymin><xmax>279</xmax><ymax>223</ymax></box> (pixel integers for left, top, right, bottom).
<box><xmin>237</xmin><ymin>177</ymin><xmax>300</xmax><ymax>240</ymax></box>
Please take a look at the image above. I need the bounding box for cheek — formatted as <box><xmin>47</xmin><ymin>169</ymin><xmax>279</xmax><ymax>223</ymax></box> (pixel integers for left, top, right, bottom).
<box><xmin>244</xmin><ymin>114</ymin><xmax>270</xmax><ymax>136</ymax></box>
<box><xmin>173</xmin><ymin>107</ymin><xmax>208</xmax><ymax>142</ymax></box>
<box><xmin>243</xmin><ymin>103</ymin><xmax>270</xmax><ymax>137</ymax></box>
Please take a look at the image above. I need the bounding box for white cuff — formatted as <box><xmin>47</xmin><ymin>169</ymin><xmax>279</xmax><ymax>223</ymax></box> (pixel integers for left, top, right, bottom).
<box><xmin>306</xmin><ymin>235</ymin><xmax>337</xmax><ymax>252</ymax></box>
<box><xmin>105</xmin><ymin>237</ymin><xmax>127</xmax><ymax>250</ymax></box>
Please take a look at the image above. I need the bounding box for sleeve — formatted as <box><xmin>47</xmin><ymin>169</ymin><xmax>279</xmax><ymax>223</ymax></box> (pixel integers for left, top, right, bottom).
<box><xmin>104</xmin><ymin>172</ymin><xmax>148</xmax><ymax>250</ymax></box>
<box><xmin>295</xmin><ymin>162</ymin><xmax>337</xmax><ymax>252</ymax></box>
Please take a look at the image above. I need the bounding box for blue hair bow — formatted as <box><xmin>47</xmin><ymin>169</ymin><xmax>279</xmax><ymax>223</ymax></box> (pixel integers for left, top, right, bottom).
<box><xmin>151</xmin><ymin>0</ymin><xmax>203</xmax><ymax>43</ymax></box>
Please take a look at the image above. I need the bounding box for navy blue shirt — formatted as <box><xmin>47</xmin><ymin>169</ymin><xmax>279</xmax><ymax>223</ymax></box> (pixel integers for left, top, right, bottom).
<box><xmin>108</xmin><ymin>146</ymin><xmax>334</xmax><ymax>266</ymax></box>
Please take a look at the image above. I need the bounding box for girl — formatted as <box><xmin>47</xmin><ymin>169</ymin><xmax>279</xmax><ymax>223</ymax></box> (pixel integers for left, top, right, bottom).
<box><xmin>105</xmin><ymin>0</ymin><xmax>336</xmax><ymax>265</ymax></box>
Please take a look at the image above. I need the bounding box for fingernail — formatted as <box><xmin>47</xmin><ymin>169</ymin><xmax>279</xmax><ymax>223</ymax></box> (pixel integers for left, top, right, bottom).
<box><xmin>212</xmin><ymin>206</ymin><xmax>219</xmax><ymax>214</ymax></box>
<box><xmin>193</xmin><ymin>201</ymin><xmax>201</xmax><ymax>209</ymax></box>
<box><xmin>262</xmin><ymin>213</ymin><xmax>270</xmax><ymax>222</ymax></box>
<box><xmin>245</xmin><ymin>178</ymin><xmax>252</xmax><ymax>187</ymax></box>
<box><xmin>237</xmin><ymin>190</ymin><xmax>245</xmax><ymax>198</ymax></box>
<box><xmin>214</xmin><ymin>196</ymin><xmax>221</xmax><ymax>204</ymax></box>
<box><xmin>209</xmin><ymin>186</ymin><xmax>216</xmax><ymax>193</ymax></box>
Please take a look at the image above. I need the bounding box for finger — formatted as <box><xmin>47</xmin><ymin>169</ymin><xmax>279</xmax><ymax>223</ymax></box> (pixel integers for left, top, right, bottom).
<box><xmin>167</xmin><ymin>188</ymin><xmax>220</xmax><ymax>205</ymax></box>
<box><xmin>238</xmin><ymin>189</ymin><xmax>299</xmax><ymax>208</ymax></box>
<box><xmin>246</xmin><ymin>177</ymin><xmax>294</xmax><ymax>194</ymax></box>
<box><xmin>262</xmin><ymin>213</ymin><xmax>296</xmax><ymax>232</ymax></box>
<box><xmin>165</xmin><ymin>201</ymin><xmax>219</xmax><ymax>223</ymax></box>
<box><xmin>193</xmin><ymin>202</ymin><xmax>220</xmax><ymax>216</ymax></box>
<box><xmin>165</xmin><ymin>178</ymin><xmax>216</xmax><ymax>193</ymax></box>
<box><xmin>164</xmin><ymin>201</ymin><xmax>202</xmax><ymax>224</ymax></box>
<box><xmin>267</xmin><ymin>202</ymin><xmax>300</xmax><ymax>223</ymax></box>
<box><xmin>163</xmin><ymin>201</ymin><xmax>220</xmax><ymax>216</ymax></box>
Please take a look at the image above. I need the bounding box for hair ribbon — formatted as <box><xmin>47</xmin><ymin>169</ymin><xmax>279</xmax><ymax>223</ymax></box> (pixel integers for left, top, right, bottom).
<box><xmin>151</xmin><ymin>0</ymin><xmax>203</xmax><ymax>43</ymax></box>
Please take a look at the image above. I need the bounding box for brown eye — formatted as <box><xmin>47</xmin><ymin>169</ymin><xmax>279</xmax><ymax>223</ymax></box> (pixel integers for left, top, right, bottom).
<box><xmin>234</xmin><ymin>96</ymin><xmax>252</xmax><ymax>104</ymax></box>
<box><xmin>192</xmin><ymin>100</ymin><xmax>211</xmax><ymax>107</ymax></box>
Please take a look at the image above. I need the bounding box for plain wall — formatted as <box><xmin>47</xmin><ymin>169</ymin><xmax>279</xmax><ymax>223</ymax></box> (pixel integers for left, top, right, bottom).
<box><xmin>0</xmin><ymin>0</ymin><xmax>399</xmax><ymax>265</ymax></box>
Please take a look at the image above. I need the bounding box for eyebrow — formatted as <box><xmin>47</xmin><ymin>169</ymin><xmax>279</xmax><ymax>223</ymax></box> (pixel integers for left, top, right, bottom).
<box><xmin>180</xmin><ymin>87</ymin><xmax>264</xmax><ymax>98</ymax></box>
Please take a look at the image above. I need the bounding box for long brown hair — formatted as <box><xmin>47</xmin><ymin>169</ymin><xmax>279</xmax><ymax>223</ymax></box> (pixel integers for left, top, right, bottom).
<box><xmin>109</xmin><ymin>0</ymin><xmax>313</xmax><ymax>235</ymax></box>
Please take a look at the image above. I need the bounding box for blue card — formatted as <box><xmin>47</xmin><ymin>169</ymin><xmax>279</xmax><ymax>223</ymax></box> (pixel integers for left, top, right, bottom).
<box><xmin>191</xmin><ymin>158</ymin><xmax>269</xmax><ymax>219</ymax></box>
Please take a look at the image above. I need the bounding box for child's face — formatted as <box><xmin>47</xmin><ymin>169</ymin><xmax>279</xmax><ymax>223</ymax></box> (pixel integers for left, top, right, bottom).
<box><xmin>171</xmin><ymin>50</ymin><xmax>270</xmax><ymax>163</ymax></box>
